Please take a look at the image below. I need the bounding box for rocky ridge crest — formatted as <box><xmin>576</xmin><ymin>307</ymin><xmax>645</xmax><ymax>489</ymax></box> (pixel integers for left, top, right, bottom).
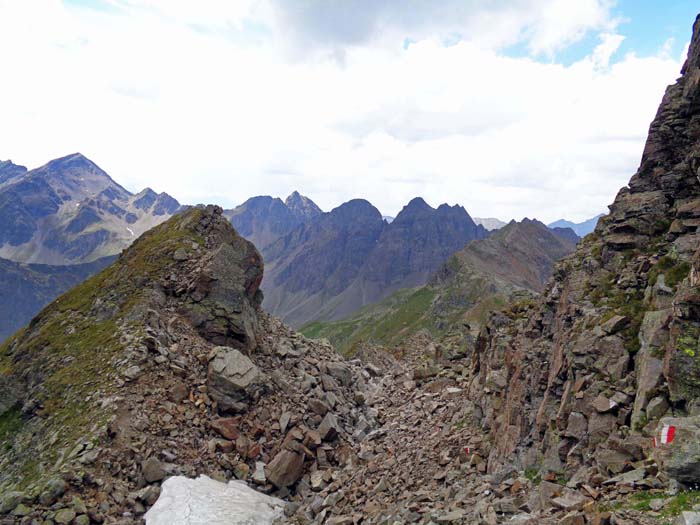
<box><xmin>0</xmin><ymin>206</ymin><xmax>380</xmax><ymax>524</ymax></box>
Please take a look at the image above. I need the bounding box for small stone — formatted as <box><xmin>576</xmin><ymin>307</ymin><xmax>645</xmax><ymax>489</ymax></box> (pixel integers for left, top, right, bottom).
<box><xmin>437</xmin><ymin>509</ymin><xmax>466</xmax><ymax>522</ymax></box>
<box><xmin>601</xmin><ymin>315</ymin><xmax>629</xmax><ymax>335</ymax></box>
<box><xmin>649</xmin><ymin>499</ymin><xmax>666</xmax><ymax>511</ymax></box>
<box><xmin>39</xmin><ymin>478</ymin><xmax>67</xmax><ymax>506</ymax></box>
<box><xmin>279</xmin><ymin>412</ymin><xmax>291</xmax><ymax>434</ymax></box>
<box><xmin>169</xmin><ymin>382</ymin><xmax>189</xmax><ymax>403</ymax></box>
<box><xmin>592</xmin><ymin>395</ymin><xmax>617</xmax><ymax>413</ymax></box>
<box><xmin>12</xmin><ymin>504</ymin><xmax>31</xmax><ymax>517</ymax></box>
<box><xmin>647</xmin><ymin>396</ymin><xmax>670</xmax><ymax>420</ymax></box>
<box><xmin>309</xmin><ymin>399</ymin><xmax>329</xmax><ymax>416</ymax></box>
<box><xmin>142</xmin><ymin>457</ymin><xmax>167</xmax><ymax>483</ymax></box>
<box><xmin>318</xmin><ymin>412</ymin><xmax>341</xmax><ymax>441</ymax></box>
<box><xmin>210</xmin><ymin>418</ymin><xmax>239</xmax><ymax>440</ymax></box>
<box><xmin>71</xmin><ymin>496</ymin><xmax>87</xmax><ymax>514</ymax></box>
<box><xmin>0</xmin><ymin>492</ymin><xmax>25</xmax><ymax>514</ymax></box>
<box><xmin>326</xmin><ymin>517</ymin><xmax>353</xmax><ymax>525</ymax></box>
<box><xmin>75</xmin><ymin>515</ymin><xmax>91</xmax><ymax>525</ymax></box>
<box><xmin>54</xmin><ymin>509</ymin><xmax>77</xmax><ymax>524</ymax></box>
<box><xmin>265</xmin><ymin>450</ymin><xmax>305</xmax><ymax>488</ymax></box>
<box><xmin>124</xmin><ymin>365</ymin><xmax>142</xmax><ymax>381</ymax></box>
<box><xmin>173</xmin><ymin>248</ymin><xmax>188</xmax><ymax>261</ymax></box>
<box><xmin>253</xmin><ymin>461</ymin><xmax>267</xmax><ymax>485</ymax></box>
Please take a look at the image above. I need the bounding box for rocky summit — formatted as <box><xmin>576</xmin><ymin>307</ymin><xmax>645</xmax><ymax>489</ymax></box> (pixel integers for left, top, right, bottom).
<box><xmin>0</xmin><ymin>206</ymin><xmax>380</xmax><ymax>524</ymax></box>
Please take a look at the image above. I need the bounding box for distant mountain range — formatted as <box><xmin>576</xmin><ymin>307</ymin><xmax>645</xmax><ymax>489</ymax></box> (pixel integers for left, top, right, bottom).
<box><xmin>257</xmin><ymin>197</ymin><xmax>489</xmax><ymax>327</ymax></box>
<box><xmin>0</xmin><ymin>153</ymin><xmax>182</xmax><ymax>265</ymax></box>
<box><xmin>302</xmin><ymin>218</ymin><xmax>577</xmax><ymax>352</ymax></box>
<box><xmin>0</xmin><ymin>254</ymin><xmax>116</xmax><ymax>341</ymax></box>
<box><xmin>224</xmin><ymin>191</ymin><xmax>322</xmax><ymax>251</ymax></box>
<box><xmin>548</xmin><ymin>213</ymin><xmax>604</xmax><ymax>237</ymax></box>
<box><xmin>0</xmin><ymin>151</ymin><xmax>591</xmax><ymax>343</ymax></box>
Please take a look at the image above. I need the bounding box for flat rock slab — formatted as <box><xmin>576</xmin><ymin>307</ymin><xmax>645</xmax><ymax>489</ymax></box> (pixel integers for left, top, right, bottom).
<box><xmin>144</xmin><ymin>475</ymin><xmax>284</xmax><ymax>525</ymax></box>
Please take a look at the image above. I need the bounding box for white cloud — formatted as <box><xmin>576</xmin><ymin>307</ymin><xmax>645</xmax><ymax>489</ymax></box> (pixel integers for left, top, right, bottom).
<box><xmin>0</xmin><ymin>0</ymin><xmax>688</xmax><ymax>222</ymax></box>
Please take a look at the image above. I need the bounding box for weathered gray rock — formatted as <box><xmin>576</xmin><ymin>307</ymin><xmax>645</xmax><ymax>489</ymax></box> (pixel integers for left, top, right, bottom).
<box><xmin>632</xmin><ymin>310</ymin><xmax>670</xmax><ymax>427</ymax></box>
<box><xmin>142</xmin><ymin>457</ymin><xmax>167</xmax><ymax>483</ymax></box>
<box><xmin>675</xmin><ymin>511</ymin><xmax>700</xmax><ymax>525</ymax></box>
<box><xmin>601</xmin><ymin>315</ymin><xmax>629</xmax><ymax>335</ymax></box>
<box><xmin>647</xmin><ymin>396</ymin><xmax>670</xmax><ymax>420</ymax></box>
<box><xmin>207</xmin><ymin>346</ymin><xmax>265</xmax><ymax>409</ymax></box>
<box><xmin>655</xmin><ymin>415</ymin><xmax>700</xmax><ymax>484</ymax></box>
<box><xmin>326</xmin><ymin>362</ymin><xmax>352</xmax><ymax>386</ymax></box>
<box><xmin>318</xmin><ymin>412</ymin><xmax>341</xmax><ymax>441</ymax></box>
<box><xmin>54</xmin><ymin>508</ymin><xmax>77</xmax><ymax>524</ymax></box>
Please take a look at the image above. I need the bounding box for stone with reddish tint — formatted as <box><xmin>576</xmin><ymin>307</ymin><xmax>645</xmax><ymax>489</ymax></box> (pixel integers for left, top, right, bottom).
<box><xmin>210</xmin><ymin>418</ymin><xmax>239</xmax><ymax>440</ymax></box>
<box><xmin>265</xmin><ymin>449</ymin><xmax>305</xmax><ymax>488</ymax></box>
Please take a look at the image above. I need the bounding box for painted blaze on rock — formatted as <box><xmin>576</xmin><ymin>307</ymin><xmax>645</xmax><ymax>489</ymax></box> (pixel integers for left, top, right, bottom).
<box><xmin>654</xmin><ymin>416</ymin><xmax>700</xmax><ymax>484</ymax></box>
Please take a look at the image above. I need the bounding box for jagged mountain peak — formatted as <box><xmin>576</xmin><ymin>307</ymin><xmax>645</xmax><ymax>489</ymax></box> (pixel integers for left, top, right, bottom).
<box><xmin>284</xmin><ymin>190</ymin><xmax>322</xmax><ymax>220</ymax></box>
<box><xmin>0</xmin><ymin>159</ymin><xmax>28</xmax><ymax>186</ymax></box>
<box><xmin>396</xmin><ymin>196</ymin><xmax>433</xmax><ymax>217</ymax></box>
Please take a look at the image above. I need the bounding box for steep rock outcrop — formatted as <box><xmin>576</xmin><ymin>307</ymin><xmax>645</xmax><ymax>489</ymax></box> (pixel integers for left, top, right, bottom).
<box><xmin>464</xmin><ymin>15</ymin><xmax>700</xmax><ymax>488</ymax></box>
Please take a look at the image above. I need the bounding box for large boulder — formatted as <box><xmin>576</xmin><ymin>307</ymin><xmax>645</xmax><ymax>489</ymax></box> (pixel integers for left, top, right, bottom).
<box><xmin>207</xmin><ymin>347</ymin><xmax>266</xmax><ymax>410</ymax></box>
<box><xmin>265</xmin><ymin>449</ymin><xmax>305</xmax><ymax>489</ymax></box>
<box><xmin>655</xmin><ymin>415</ymin><xmax>700</xmax><ymax>484</ymax></box>
<box><xmin>180</xmin><ymin>206</ymin><xmax>264</xmax><ymax>350</ymax></box>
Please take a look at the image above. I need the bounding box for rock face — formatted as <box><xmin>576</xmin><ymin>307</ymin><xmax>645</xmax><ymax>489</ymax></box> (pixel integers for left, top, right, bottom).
<box><xmin>0</xmin><ymin>254</ymin><xmax>116</xmax><ymax>342</ymax></box>
<box><xmin>264</xmin><ymin>197</ymin><xmax>489</xmax><ymax>327</ymax></box>
<box><xmin>0</xmin><ymin>153</ymin><xmax>182</xmax><ymax>265</ymax></box>
<box><xmin>451</xmin><ymin>13</ymin><xmax>700</xmax><ymax>490</ymax></box>
<box><xmin>0</xmin><ymin>205</ymin><xmax>378</xmax><ymax>523</ymax></box>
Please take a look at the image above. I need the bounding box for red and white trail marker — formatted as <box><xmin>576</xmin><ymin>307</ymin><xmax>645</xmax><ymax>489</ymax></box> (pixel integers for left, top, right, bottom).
<box><xmin>653</xmin><ymin>424</ymin><xmax>676</xmax><ymax>447</ymax></box>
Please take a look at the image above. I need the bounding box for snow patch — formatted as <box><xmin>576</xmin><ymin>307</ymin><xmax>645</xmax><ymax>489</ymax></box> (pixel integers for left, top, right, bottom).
<box><xmin>144</xmin><ymin>475</ymin><xmax>285</xmax><ymax>525</ymax></box>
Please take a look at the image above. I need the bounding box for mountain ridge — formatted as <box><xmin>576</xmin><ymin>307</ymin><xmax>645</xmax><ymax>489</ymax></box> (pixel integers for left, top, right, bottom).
<box><xmin>263</xmin><ymin>197</ymin><xmax>489</xmax><ymax>327</ymax></box>
<box><xmin>0</xmin><ymin>153</ymin><xmax>183</xmax><ymax>265</ymax></box>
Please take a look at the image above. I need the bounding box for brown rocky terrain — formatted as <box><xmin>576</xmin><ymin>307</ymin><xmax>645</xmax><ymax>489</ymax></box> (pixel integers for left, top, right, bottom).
<box><xmin>0</xmin><ymin>207</ymin><xmax>382</xmax><ymax>524</ymax></box>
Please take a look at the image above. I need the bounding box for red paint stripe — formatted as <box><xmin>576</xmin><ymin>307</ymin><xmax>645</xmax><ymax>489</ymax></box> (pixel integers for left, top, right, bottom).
<box><xmin>667</xmin><ymin>425</ymin><xmax>676</xmax><ymax>444</ymax></box>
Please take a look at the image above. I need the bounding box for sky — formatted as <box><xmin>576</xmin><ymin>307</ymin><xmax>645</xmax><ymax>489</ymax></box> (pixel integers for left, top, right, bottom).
<box><xmin>0</xmin><ymin>1</ymin><xmax>697</xmax><ymax>222</ymax></box>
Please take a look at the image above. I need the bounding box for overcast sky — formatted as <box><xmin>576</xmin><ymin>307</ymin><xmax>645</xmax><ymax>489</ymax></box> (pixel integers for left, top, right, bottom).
<box><xmin>0</xmin><ymin>1</ymin><xmax>697</xmax><ymax>222</ymax></box>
